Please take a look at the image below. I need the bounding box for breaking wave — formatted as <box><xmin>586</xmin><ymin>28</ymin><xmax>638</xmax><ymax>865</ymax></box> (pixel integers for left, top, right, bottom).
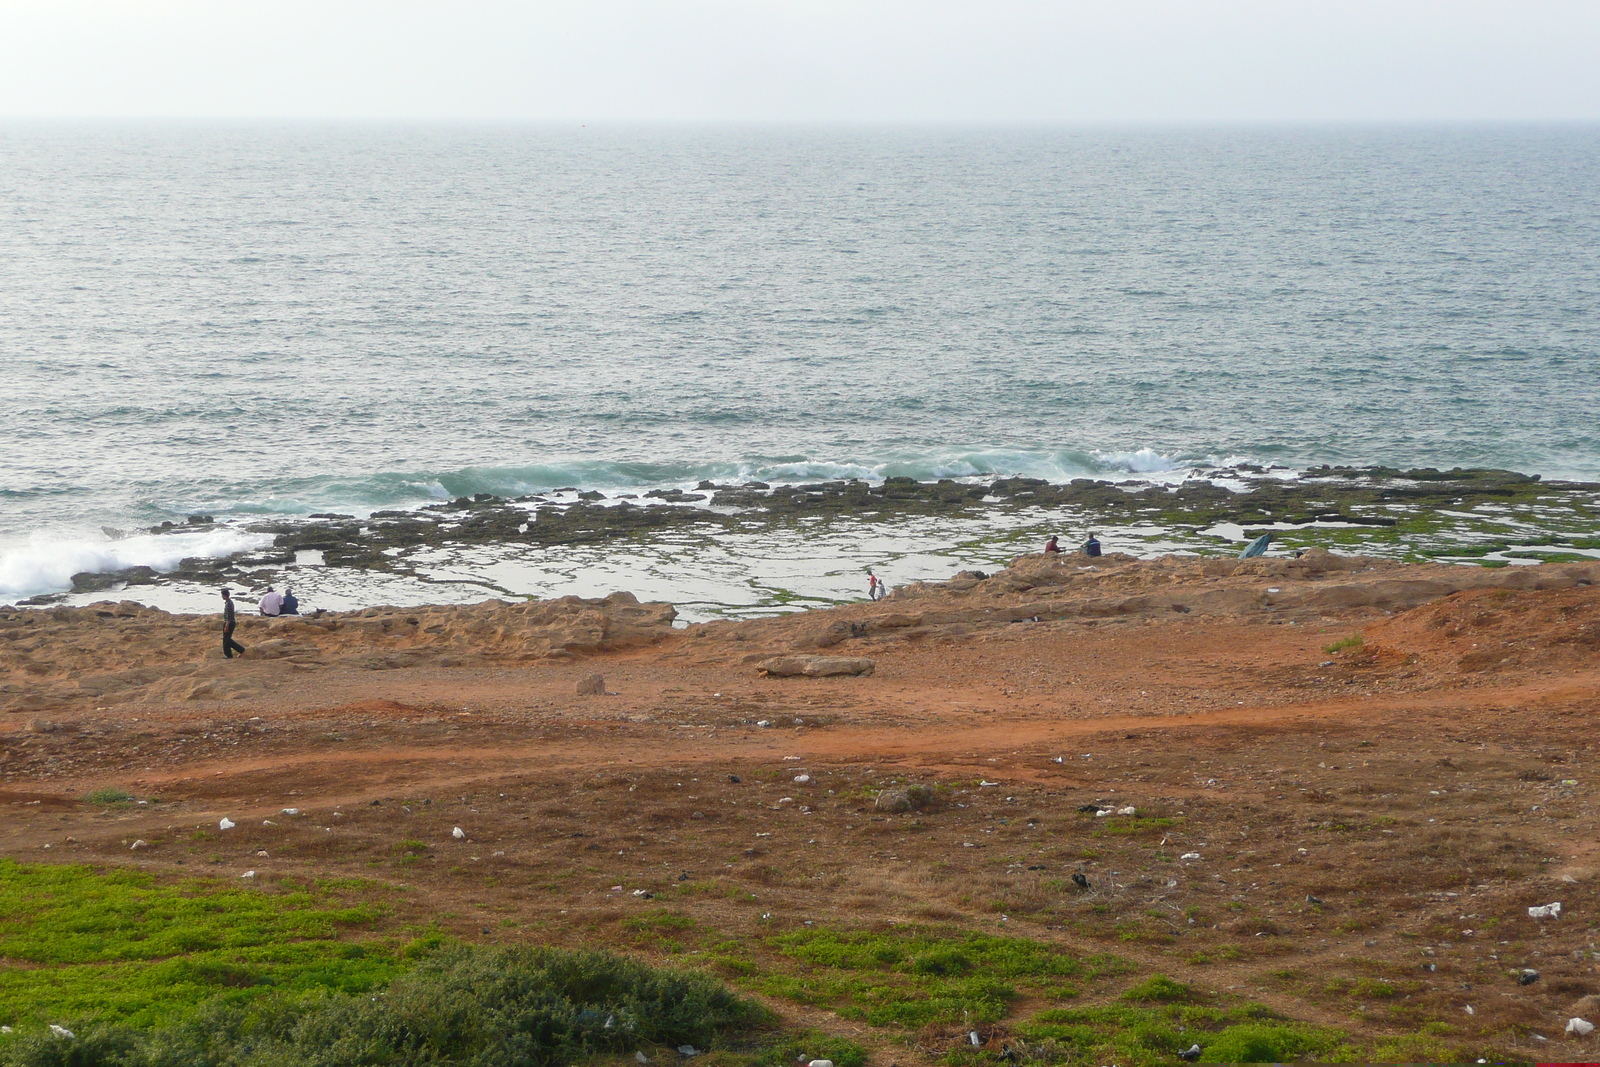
<box><xmin>0</xmin><ymin>528</ymin><xmax>274</xmax><ymax>601</ymax></box>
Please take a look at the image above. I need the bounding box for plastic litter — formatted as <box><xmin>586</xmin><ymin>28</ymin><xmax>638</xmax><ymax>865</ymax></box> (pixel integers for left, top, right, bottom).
<box><xmin>1180</xmin><ymin>852</ymin><xmax>1202</xmax><ymax>861</ymax></box>
<box><xmin>794</xmin><ymin>774</ymin><xmax>811</xmax><ymax>783</ymax></box>
<box><xmin>281</xmin><ymin>807</ymin><xmax>300</xmax><ymax>815</ymax></box>
<box><xmin>218</xmin><ymin>817</ymin><xmax>235</xmax><ymax>830</ymax></box>
<box><xmin>130</xmin><ymin>839</ymin><xmax>149</xmax><ymax>851</ymax></box>
<box><xmin>677</xmin><ymin>1046</ymin><xmax>699</xmax><ymax>1057</ymax></box>
<box><xmin>636</xmin><ymin>1054</ymin><xmax>649</xmax><ymax>1064</ymax></box>
<box><xmin>241</xmin><ymin>871</ymin><xmax>256</xmax><ymax>879</ymax></box>
<box><xmin>49</xmin><ymin>1025</ymin><xmax>75</xmax><ymax>1039</ymax></box>
<box><xmin>1178</xmin><ymin>1044</ymin><xmax>1201</xmax><ymax>1062</ymax></box>
<box><xmin>1567</xmin><ymin>1018</ymin><xmax>1595</xmax><ymax>1036</ymax></box>
<box><xmin>452</xmin><ymin>827</ymin><xmax>467</xmax><ymax>839</ymax></box>
<box><xmin>1528</xmin><ymin>902</ymin><xmax>1562</xmax><ymax>920</ymax></box>
<box><xmin>1518</xmin><ymin>968</ymin><xmax>1539</xmax><ymax>985</ymax></box>
<box><xmin>809</xmin><ymin>1060</ymin><xmax>835</xmax><ymax>1067</ymax></box>
<box><xmin>969</xmin><ymin>1031</ymin><xmax>981</xmax><ymax>1047</ymax></box>
<box><xmin>1117</xmin><ymin>805</ymin><xmax>1137</xmax><ymax>815</ymax></box>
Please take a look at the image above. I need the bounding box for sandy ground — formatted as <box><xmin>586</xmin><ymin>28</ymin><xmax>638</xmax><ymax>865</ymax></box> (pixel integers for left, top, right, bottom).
<box><xmin>4</xmin><ymin>550</ymin><xmax>1600</xmax><ymax>1060</ymax></box>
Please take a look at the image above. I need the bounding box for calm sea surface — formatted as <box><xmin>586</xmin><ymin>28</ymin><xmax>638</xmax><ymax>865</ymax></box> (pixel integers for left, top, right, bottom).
<box><xmin>2</xmin><ymin>125</ymin><xmax>1598</xmax><ymax>603</ymax></box>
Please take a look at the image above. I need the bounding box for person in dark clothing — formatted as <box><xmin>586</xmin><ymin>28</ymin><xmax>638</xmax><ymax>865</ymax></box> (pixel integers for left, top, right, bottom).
<box><xmin>221</xmin><ymin>589</ymin><xmax>246</xmax><ymax>658</ymax></box>
<box><xmin>1083</xmin><ymin>533</ymin><xmax>1102</xmax><ymax>557</ymax></box>
<box><xmin>1044</xmin><ymin>536</ymin><xmax>1060</xmax><ymax>554</ymax></box>
<box><xmin>280</xmin><ymin>588</ymin><xmax>300</xmax><ymax>615</ymax></box>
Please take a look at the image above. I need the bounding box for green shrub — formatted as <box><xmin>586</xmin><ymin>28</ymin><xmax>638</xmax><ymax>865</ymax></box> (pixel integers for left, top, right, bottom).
<box><xmin>83</xmin><ymin>789</ymin><xmax>133</xmax><ymax>806</ymax></box>
<box><xmin>1199</xmin><ymin>1023</ymin><xmax>1329</xmax><ymax>1063</ymax></box>
<box><xmin>0</xmin><ymin>944</ymin><xmax>773</xmax><ymax>1067</ymax></box>
<box><xmin>1120</xmin><ymin>975</ymin><xmax>1194</xmax><ymax>1003</ymax></box>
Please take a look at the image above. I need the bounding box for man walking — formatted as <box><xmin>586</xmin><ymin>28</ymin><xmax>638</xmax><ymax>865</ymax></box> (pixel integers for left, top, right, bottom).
<box><xmin>221</xmin><ymin>589</ymin><xmax>246</xmax><ymax>658</ymax></box>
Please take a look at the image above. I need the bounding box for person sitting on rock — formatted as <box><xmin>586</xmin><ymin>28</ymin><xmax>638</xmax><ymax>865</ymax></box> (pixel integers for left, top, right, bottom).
<box><xmin>1044</xmin><ymin>535</ymin><xmax>1060</xmax><ymax>554</ymax></box>
<box><xmin>280</xmin><ymin>588</ymin><xmax>300</xmax><ymax>615</ymax></box>
<box><xmin>1082</xmin><ymin>533</ymin><xmax>1102</xmax><ymax>557</ymax></box>
<box><xmin>259</xmin><ymin>586</ymin><xmax>283</xmax><ymax>616</ymax></box>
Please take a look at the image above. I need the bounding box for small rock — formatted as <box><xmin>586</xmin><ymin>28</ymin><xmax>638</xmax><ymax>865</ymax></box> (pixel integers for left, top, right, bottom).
<box><xmin>218</xmin><ymin>817</ymin><xmax>235</xmax><ymax>830</ymax></box>
<box><xmin>576</xmin><ymin>673</ymin><xmax>606</xmax><ymax>696</ymax></box>
<box><xmin>453</xmin><ymin>826</ymin><xmax>467</xmax><ymax>839</ymax></box>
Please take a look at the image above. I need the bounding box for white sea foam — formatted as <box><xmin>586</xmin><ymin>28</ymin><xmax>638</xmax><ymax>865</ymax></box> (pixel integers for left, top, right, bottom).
<box><xmin>0</xmin><ymin>528</ymin><xmax>274</xmax><ymax>601</ymax></box>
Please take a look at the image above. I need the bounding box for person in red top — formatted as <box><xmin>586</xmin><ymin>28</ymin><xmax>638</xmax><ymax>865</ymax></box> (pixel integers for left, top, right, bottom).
<box><xmin>1044</xmin><ymin>535</ymin><xmax>1060</xmax><ymax>554</ymax></box>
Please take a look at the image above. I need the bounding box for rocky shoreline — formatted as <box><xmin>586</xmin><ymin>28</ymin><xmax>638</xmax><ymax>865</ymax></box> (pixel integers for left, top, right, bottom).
<box><xmin>20</xmin><ymin>464</ymin><xmax>1600</xmax><ymax>611</ymax></box>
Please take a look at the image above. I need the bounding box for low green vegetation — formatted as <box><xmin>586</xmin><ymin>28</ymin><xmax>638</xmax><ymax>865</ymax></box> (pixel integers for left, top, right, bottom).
<box><xmin>83</xmin><ymin>788</ymin><xmax>134</xmax><ymax>806</ymax></box>
<box><xmin>1323</xmin><ymin>634</ymin><xmax>1364</xmax><ymax>654</ymax></box>
<box><xmin>0</xmin><ymin>944</ymin><xmax>778</xmax><ymax>1067</ymax></box>
<box><xmin>760</xmin><ymin>926</ymin><xmax>1126</xmax><ymax>1027</ymax></box>
<box><xmin>0</xmin><ymin>860</ymin><xmax>398</xmax><ymax>1029</ymax></box>
<box><xmin>0</xmin><ymin>862</ymin><xmax>856</xmax><ymax>1067</ymax></box>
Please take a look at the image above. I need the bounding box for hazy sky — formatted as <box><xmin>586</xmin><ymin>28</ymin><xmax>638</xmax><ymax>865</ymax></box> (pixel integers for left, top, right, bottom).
<box><xmin>1</xmin><ymin>0</ymin><xmax>1597</xmax><ymax>123</ymax></box>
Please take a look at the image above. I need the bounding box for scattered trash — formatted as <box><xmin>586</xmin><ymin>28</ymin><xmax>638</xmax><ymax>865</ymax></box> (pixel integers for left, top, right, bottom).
<box><xmin>218</xmin><ymin>817</ymin><xmax>235</xmax><ymax>830</ymax></box>
<box><xmin>632</xmin><ymin>889</ymin><xmax>653</xmax><ymax>898</ymax></box>
<box><xmin>1464</xmin><ymin>1005</ymin><xmax>1475</xmax><ymax>1016</ymax></box>
<box><xmin>262</xmin><ymin>819</ymin><xmax>276</xmax><ymax>826</ymax></box>
<box><xmin>1095</xmin><ymin>809</ymin><xmax>1111</xmax><ymax>817</ymax></box>
<box><xmin>1052</xmin><ymin>756</ymin><xmax>1064</xmax><ymax>764</ymax></box>
<box><xmin>1179</xmin><ymin>1044</ymin><xmax>1201</xmax><ymax>1062</ymax></box>
<box><xmin>794</xmin><ymin>774</ymin><xmax>811</xmax><ymax>784</ymax></box>
<box><xmin>756</xmin><ymin>720</ymin><xmax>770</xmax><ymax>727</ymax></box>
<box><xmin>1568</xmin><ymin>1018</ymin><xmax>1595</xmax><ymax>1036</ymax></box>
<box><xmin>637</xmin><ymin>1054</ymin><xmax>649</xmax><ymax>1064</ymax></box>
<box><xmin>453</xmin><ymin>827</ymin><xmax>467</xmax><ymax>840</ymax></box>
<box><xmin>728</xmin><ymin>775</ymin><xmax>741</xmax><ymax>783</ymax></box>
<box><xmin>241</xmin><ymin>871</ymin><xmax>256</xmax><ymax>879</ymax></box>
<box><xmin>677</xmin><ymin>1046</ymin><xmax>699</xmax><ymax>1057</ymax></box>
<box><xmin>1519</xmin><ymin>968</ymin><xmax>1540</xmax><ymax>985</ymax></box>
<box><xmin>809</xmin><ymin>1060</ymin><xmax>834</xmax><ymax>1067</ymax></box>
<box><xmin>281</xmin><ymin>808</ymin><xmax>300</xmax><ymax>816</ymax></box>
<box><xmin>1421</xmin><ymin>963</ymin><xmax>1436</xmax><ymax>972</ymax></box>
<box><xmin>1306</xmin><ymin>895</ymin><xmax>1324</xmax><ymax>905</ymax></box>
<box><xmin>130</xmin><ymin>839</ymin><xmax>149</xmax><ymax>851</ymax></box>
<box><xmin>1071</xmin><ymin>873</ymin><xmax>1090</xmax><ymax>889</ymax></box>
<box><xmin>49</xmin><ymin>1024</ymin><xmax>74</xmax><ymax>1039</ymax></box>
<box><xmin>1076</xmin><ymin>804</ymin><xmax>1100</xmax><ymax>813</ymax></box>
<box><xmin>255</xmin><ymin>850</ymin><xmax>269</xmax><ymax>858</ymax></box>
<box><xmin>1117</xmin><ymin>805</ymin><xmax>1137</xmax><ymax>815</ymax></box>
<box><xmin>969</xmin><ymin>1031</ymin><xmax>981</xmax><ymax>1047</ymax></box>
<box><xmin>1180</xmin><ymin>852</ymin><xmax>1202</xmax><ymax>861</ymax></box>
<box><xmin>979</xmin><ymin>781</ymin><xmax>1000</xmax><ymax>787</ymax></box>
<box><xmin>1528</xmin><ymin>902</ymin><xmax>1562</xmax><ymax>920</ymax></box>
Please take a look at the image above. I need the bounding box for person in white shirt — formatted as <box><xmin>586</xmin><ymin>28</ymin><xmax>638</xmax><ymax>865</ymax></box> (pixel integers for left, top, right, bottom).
<box><xmin>259</xmin><ymin>587</ymin><xmax>284</xmax><ymax>616</ymax></box>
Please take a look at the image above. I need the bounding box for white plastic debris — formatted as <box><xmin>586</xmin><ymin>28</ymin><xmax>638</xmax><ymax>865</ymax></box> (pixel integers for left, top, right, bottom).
<box><xmin>677</xmin><ymin>1045</ymin><xmax>699</xmax><ymax>1056</ymax></box>
<box><xmin>636</xmin><ymin>1054</ymin><xmax>649</xmax><ymax>1064</ymax></box>
<box><xmin>452</xmin><ymin>826</ymin><xmax>467</xmax><ymax>839</ymax></box>
<box><xmin>218</xmin><ymin>817</ymin><xmax>235</xmax><ymax>830</ymax></box>
<box><xmin>1117</xmin><ymin>806</ymin><xmax>1137</xmax><ymax>815</ymax></box>
<box><xmin>1528</xmin><ymin>901</ymin><xmax>1563</xmax><ymax>920</ymax></box>
<box><xmin>969</xmin><ymin>1031</ymin><xmax>982</xmax><ymax>1047</ymax></box>
<box><xmin>0</xmin><ymin>1025</ymin><xmax>12</xmax><ymax>1033</ymax></box>
<box><xmin>1568</xmin><ymin>1018</ymin><xmax>1595</xmax><ymax>1036</ymax></box>
<box><xmin>1464</xmin><ymin>1005</ymin><xmax>1475</xmax><ymax>1016</ymax></box>
<box><xmin>1095</xmin><ymin>809</ymin><xmax>1111</xmax><ymax>817</ymax></box>
<box><xmin>1181</xmin><ymin>852</ymin><xmax>1202</xmax><ymax>861</ymax></box>
<box><xmin>130</xmin><ymin>839</ymin><xmax>149</xmax><ymax>851</ymax></box>
<box><xmin>281</xmin><ymin>807</ymin><xmax>300</xmax><ymax>816</ymax></box>
<box><xmin>49</xmin><ymin>1024</ymin><xmax>74</xmax><ymax>1039</ymax></box>
<box><xmin>262</xmin><ymin>819</ymin><xmax>276</xmax><ymax>826</ymax></box>
<box><xmin>809</xmin><ymin>1060</ymin><xmax>834</xmax><ymax>1067</ymax></box>
<box><xmin>241</xmin><ymin>871</ymin><xmax>256</xmax><ymax>879</ymax></box>
<box><xmin>794</xmin><ymin>774</ymin><xmax>811</xmax><ymax>783</ymax></box>
<box><xmin>979</xmin><ymin>780</ymin><xmax>1000</xmax><ymax>787</ymax></box>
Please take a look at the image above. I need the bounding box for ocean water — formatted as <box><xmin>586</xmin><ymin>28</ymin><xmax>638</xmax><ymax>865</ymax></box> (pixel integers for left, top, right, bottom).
<box><xmin>2</xmin><ymin>124</ymin><xmax>1598</xmax><ymax>607</ymax></box>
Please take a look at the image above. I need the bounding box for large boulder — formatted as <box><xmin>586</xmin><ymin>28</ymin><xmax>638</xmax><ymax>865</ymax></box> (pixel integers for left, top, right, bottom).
<box><xmin>757</xmin><ymin>655</ymin><xmax>875</xmax><ymax>678</ymax></box>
